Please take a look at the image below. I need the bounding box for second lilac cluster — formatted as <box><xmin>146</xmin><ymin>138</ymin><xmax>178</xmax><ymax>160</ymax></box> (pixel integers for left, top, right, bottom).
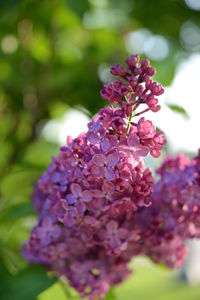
<box><xmin>120</xmin><ymin>151</ymin><xmax>200</xmax><ymax>269</ymax></box>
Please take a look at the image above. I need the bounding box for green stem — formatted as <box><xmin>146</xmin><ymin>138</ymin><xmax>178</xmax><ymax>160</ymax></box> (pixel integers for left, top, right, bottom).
<box><xmin>59</xmin><ymin>279</ymin><xmax>72</xmax><ymax>299</ymax></box>
<box><xmin>127</xmin><ymin>111</ymin><xmax>133</xmax><ymax>133</ymax></box>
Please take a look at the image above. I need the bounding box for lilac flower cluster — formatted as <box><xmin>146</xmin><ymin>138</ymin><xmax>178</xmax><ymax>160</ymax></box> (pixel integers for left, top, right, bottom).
<box><xmin>23</xmin><ymin>55</ymin><xmax>170</xmax><ymax>299</ymax></box>
<box><xmin>121</xmin><ymin>151</ymin><xmax>200</xmax><ymax>269</ymax></box>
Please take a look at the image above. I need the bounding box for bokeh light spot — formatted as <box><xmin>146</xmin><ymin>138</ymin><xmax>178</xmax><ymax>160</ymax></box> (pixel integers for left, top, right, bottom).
<box><xmin>180</xmin><ymin>21</ymin><xmax>200</xmax><ymax>52</ymax></box>
<box><xmin>185</xmin><ymin>0</ymin><xmax>200</xmax><ymax>11</ymax></box>
<box><xmin>126</xmin><ymin>29</ymin><xmax>169</xmax><ymax>61</ymax></box>
<box><xmin>1</xmin><ymin>35</ymin><xmax>18</xmax><ymax>54</ymax></box>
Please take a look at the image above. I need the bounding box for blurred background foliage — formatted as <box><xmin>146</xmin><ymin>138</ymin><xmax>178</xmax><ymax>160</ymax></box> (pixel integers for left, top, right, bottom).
<box><xmin>0</xmin><ymin>0</ymin><xmax>200</xmax><ymax>299</ymax></box>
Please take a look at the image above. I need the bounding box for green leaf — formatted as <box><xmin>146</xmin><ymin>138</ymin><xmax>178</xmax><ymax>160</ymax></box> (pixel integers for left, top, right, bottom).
<box><xmin>0</xmin><ymin>0</ymin><xmax>21</xmax><ymax>22</ymax></box>
<box><xmin>66</xmin><ymin>0</ymin><xmax>90</xmax><ymax>18</ymax></box>
<box><xmin>0</xmin><ymin>202</ymin><xmax>34</xmax><ymax>222</ymax></box>
<box><xmin>23</xmin><ymin>139</ymin><xmax>58</xmax><ymax>168</ymax></box>
<box><xmin>153</xmin><ymin>58</ymin><xmax>176</xmax><ymax>86</ymax></box>
<box><xmin>38</xmin><ymin>281</ymin><xmax>79</xmax><ymax>300</ymax></box>
<box><xmin>0</xmin><ymin>169</ymin><xmax>40</xmax><ymax>204</ymax></box>
<box><xmin>105</xmin><ymin>288</ymin><xmax>117</xmax><ymax>300</ymax></box>
<box><xmin>168</xmin><ymin>104</ymin><xmax>189</xmax><ymax>118</ymax></box>
<box><xmin>0</xmin><ymin>263</ymin><xmax>56</xmax><ymax>300</ymax></box>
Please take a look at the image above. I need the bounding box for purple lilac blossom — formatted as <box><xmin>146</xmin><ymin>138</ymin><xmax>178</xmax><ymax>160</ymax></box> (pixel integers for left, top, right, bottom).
<box><xmin>23</xmin><ymin>55</ymin><xmax>170</xmax><ymax>300</ymax></box>
<box><xmin>123</xmin><ymin>151</ymin><xmax>200</xmax><ymax>268</ymax></box>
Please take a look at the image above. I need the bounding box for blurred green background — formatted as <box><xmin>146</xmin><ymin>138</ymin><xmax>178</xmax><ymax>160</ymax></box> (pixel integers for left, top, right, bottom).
<box><xmin>1</xmin><ymin>0</ymin><xmax>200</xmax><ymax>299</ymax></box>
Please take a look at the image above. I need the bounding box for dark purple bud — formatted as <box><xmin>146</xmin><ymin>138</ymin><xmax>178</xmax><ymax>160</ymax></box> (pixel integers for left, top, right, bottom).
<box><xmin>150</xmin><ymin>105</ymin><xmax>161</xmax><ymax>112</ymax></box>
<box><xmin>100</xmin><ymin>89</ymin><xmax>109</xmax><ymax>100</ymax></box>
<box><xmin>140</xmin><ymin>74</ymin><xmax>150</xmax><ymax>83</ymax></box>
<box><xmin>141</xmin><ymin>58</ymin><xmax>150</xmax><ymax>70</ymax></box>
<box><xmin>112</xmin><ymin>79</ymin><xmax>123</xmax><ymax>90</ymax></box>
<box><xmin>146</xmin><ymin>95</ymin><xmax>158</xmax><ymax>109</ymax></box>
<box><xmin>150</xmin><ymin>82</ymin><xmax>164</xmax><ymax>96</ymax></box>
<box><xmin>133</xmin><ymin>67</ymin><xmax>142</xmax><ymax>75</ymax></box>
<box><xmin>110</xmin><ymin>64</ymin><xmax>126</xmax><ymax>77</ymax></box>
<box><xmin>125</xmin><ymin>54</ymin><xmax>139</xmax><ymax>69</ymax></box>
<box><xmin>146</xmin><ymin>67</ymin><xmax>155</xmax><ymax>76</ymax></box>
<box><xmin>120</xmin><ymin>84</ymin><xmax>132</xmax><ymax>96</ymax></box>
<box><xmin>128</xmin><ymin>76</ymin><xmax>137</xmax><ymax>87</ymax></box>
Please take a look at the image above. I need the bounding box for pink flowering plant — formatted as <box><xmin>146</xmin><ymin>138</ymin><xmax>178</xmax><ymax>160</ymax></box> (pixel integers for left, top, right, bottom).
<box><xmin>23</xmin><ymin>55</ymin><xmax>200</xmax><ymax>299</ymax></box>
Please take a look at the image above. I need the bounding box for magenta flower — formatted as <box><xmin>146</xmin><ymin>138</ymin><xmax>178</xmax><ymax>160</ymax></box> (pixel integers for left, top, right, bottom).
<box><xmin>119</xmin><ymin>128</ymin><xmax>149</xmax><ymax>166</ymax></box>
<box><xmin>36</xmin><ymin>217</ymin><xmax>62</xmax><ymax>246</ymax></box>
<box><xmin>91</xmin><ymin>153</ymin><xmax>119</xmax><ymax>181</ymax></box>
<box><xmin>66</xmin><ymin>183</ymin><xmax>93</xmax><ymax>204</ymax></box>
<box><xmin>23</xmin><ymin>54</ymin><xmax>173</xmax><ymax>300</ymax></box>
<box><xmin>99</xmin><ymin>220</ymin><xmax>129</xmax><ymax>253</ymax></box>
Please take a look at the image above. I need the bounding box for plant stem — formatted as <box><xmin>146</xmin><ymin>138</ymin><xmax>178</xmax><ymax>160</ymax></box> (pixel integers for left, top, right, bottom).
<box><xmin>127</xmin><ymin>111</ymin><xmax>133</xmax><ymax>133</ymax></box>
<box><xmin>134</xmin><ymin>108</ymin><xmax>150</xmax><ymax>117</ymax></box>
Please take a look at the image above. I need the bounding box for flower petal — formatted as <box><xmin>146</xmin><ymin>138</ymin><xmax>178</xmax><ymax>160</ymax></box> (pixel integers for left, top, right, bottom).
<box><xmin>106</xmin><ymin>220</ymin><xmax>118</xmax><ymax>233</ymax></box>
<box><xmin>88</xmin><ymin>132</ymin><xmax>100</xmax><ymax>144</ymax></box>
<box><xmin>92</xmin><ymin>154</ymin><xmax>106</xmax><ymax>166</ymax></box>
<box><xmin>71</xmin><ymin>183</ymin><xmax>82</xmax><ymax>197</ymax></box>
<box><xmin>66</xmin><ymin>194</ymin><xmax>76</xmax><ymax>205</ymax></box>
<box><xmin>107</xmin><ymin>152</ymin><xmax>119</xmax><ymax>167</ymax></box>
<box><xmin>81</xmin><ymin>190</ymin><xmax>93</xmax><ymax>203</ymax></box>
<box><xmin>91</xmin><ymin>165</ymin><xmax>104</xmax><ymax>176</ymax></box>
<box><xmin>101</xmin><ymin>138</ymin><xmax>110</xmax><ymax>152</ymax></box>
<box><xmin>127</xmin><ymin>134</ymin><xmax>139</xmax><ymax>147</ymax></box>
<box><xmin>105</xmin><ymin>167</ymin><xmax>115</xmax><ymax>181</ymax></box>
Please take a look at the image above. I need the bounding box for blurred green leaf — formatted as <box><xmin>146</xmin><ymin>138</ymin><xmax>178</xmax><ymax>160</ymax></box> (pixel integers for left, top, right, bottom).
<box><xmin>0</xmin><ymin>247</ymin><xmax>24</xmax><ymax>275</ymax></box>
<box><xmin>0</xmin><ymin>0</ymin><xmax>20</xmax><ymax>21</ymax></box>
<box><xmin>30</xmin><ymin>31</ymin><xmax>51</xmax><ymax>63</ymax></box>
<box><xmin>1</xmin><ymin>202</ymin><xmax>34</xmax><ymax>221</ymax></box>
<box><xmin>168</xmin><ymin>104</ymin><xmax>189</xmax><ymax>118</ymax></box>
<box><xmin>0</xmin><ymin>60</ymin><xmax>12</xmax><ymax>81</ymax></box>
<box><xmin>105</xmin><ymin>288</ymin><xmax>117</xmax><ymax>300</ymax></box>
<box><xmin>0</xmin><ymin>263</ymin><xmax>56</xmax><ymax>300</ymax></box>
<box><xmin>38</xmin><ymin>282</ymin><xmax>66</xmax><ymax>300</ymax></box>
<box><xmin>154</xmin><ymin>57</ymin><xmax>176</xmax><ymax>86</ymax></box>
<box><xmin>23</xmin><ymin>139</ymin><xmax>58</xmax><ymax>168</ymax></box>
<box><xmin>66</xmin><ymin>0</ymin><xmax>90</xmax><ymax>18</ymax></box>
<box><xmin>38</xmin><ymin>278</ymin><xmax>80</xmax><ymax>299</ymax></box>
<box><xmin>0</xmin><ymin>170</ymin><xmax>40</xmax><ymax>204</ymax></box>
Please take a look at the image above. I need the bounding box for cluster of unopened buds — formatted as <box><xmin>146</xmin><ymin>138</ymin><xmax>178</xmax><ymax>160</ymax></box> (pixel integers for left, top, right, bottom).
<box><xmin>24</xmin><ymin>54</ymin><xmax>200</xmax><ymax>300</ymax></box>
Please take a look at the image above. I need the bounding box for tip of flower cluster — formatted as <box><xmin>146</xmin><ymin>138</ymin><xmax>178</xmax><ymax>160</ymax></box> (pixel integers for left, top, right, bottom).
<box><xmin>100</xmin><ymin>54</ymin><xmax>164</xmax><ymax>115</ymax></box>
